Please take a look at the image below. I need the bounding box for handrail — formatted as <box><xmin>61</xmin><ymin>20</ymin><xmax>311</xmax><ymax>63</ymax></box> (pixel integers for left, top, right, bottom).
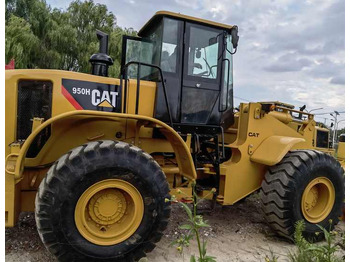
<box><xmin>275</xmin><ymin>105</ymin><xmax>314</xmax><ymax>116</ymax></box>
<box><xmin>122</xmin><ymin>61</ymin><xmax>173</xmax><ymax>127</ymax></box>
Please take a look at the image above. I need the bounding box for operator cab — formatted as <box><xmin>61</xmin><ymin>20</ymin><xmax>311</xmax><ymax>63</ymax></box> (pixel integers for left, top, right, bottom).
<box><xmin>121</xmin><ymin>11</ymin><xmax>239</xmax><ymax>133</ymax></box>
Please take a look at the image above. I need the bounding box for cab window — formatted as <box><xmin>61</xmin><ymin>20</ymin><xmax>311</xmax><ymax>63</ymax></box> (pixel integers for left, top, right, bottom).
<box><xmin>160</xmin><ymin>18</ymin><xmax>180</xmax><ymax>73</ymax></box>
<box><xmin>123</xmin><ymin>23</ymin><xmax>162</xmax><ymax>80</ymax></box>
<box><xmin>187</xmin><ymin>25</ymin><xmax>220</xmax><ymax>79</ymax></box>
<box><xmin>316</xmin><ymin>130</ymin><xmax>329</xmax><ymax>148</ymax></box>
<box><xmin>220</xmin><ymin>34</ymin><xmax>234</xmax><ymax>111</ymax></box>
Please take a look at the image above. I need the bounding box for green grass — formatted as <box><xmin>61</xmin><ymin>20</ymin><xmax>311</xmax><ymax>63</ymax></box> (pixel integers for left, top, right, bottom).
<box><xmin>288</xmin><ymin>220</ymin><xmax>345</xmax><ymax>262</ymax></box>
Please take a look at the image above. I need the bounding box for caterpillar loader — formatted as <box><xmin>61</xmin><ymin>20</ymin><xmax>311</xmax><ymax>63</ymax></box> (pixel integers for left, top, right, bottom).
<box><xmin>337</xmin><ymin>134</ymin><xmax>345</xmax><ymax>167</ymax></box>
<box><xmin>5</xmin><ymin>11</ymin><xmax>344</xmax><ymax>261</ymax></box>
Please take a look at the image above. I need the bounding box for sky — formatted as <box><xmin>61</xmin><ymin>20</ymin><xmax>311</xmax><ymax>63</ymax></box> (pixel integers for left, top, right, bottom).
<box><xmin>47</xmin><ymin>0</ymin><xmax>345</xmax><ymax>128</ymax></box>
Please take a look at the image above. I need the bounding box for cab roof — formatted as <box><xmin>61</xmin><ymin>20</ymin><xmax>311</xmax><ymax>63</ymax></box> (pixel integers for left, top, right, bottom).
<box><xmin>138</xmin><ymin>10</ymin><xmax>234</xmax><ymax>36</ymax></box>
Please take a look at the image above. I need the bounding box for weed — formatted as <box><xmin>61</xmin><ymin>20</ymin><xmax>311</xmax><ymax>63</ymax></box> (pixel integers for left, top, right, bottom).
<box><xmin>288</xmin><ymin>220</ymin><xmax>344</xmax><ymax>262</ymax></box>
<box><xmin>167</xmin><ymin>183</ymin><xmax>216</xmax><ymax>262</ymax></box>
<box><xmin>264</xmin><ymin>247</ymin><xmax>279</xmax><ymax>262</ymax></box>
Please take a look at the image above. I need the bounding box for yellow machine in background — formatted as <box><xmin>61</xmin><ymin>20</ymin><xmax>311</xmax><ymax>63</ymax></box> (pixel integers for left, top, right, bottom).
<box><xmin>311</xmin><ymin>124</ymin><xmax>345</xmax><ymax>168</ymax></box>
<box><xmin>312</xmin><ymin>125</ymin><xmax>334</xmax><ymax>154</ymax></box>
<box><xmin>337</xmin><ymin>134</ymin><xmax>345</xmax><ymax>167</ymax></box>
<box><xmin>5</xmin><ymin>11</ymin><xmax>344</xmax><ymax>262</ymax></box>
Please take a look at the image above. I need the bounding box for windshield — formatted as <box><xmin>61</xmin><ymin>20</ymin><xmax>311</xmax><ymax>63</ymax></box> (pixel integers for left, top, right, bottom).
<box><xmin>187</xmin><ymin>26</ymin><xmax>220</xmax><ymax>79</ymax></box>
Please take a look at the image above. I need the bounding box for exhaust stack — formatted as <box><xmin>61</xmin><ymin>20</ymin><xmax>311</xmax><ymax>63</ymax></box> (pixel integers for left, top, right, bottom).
<box><xmin>89</xmin><ymin>30</ymin><xmax>113</xmax><ymax>77</ymax></box>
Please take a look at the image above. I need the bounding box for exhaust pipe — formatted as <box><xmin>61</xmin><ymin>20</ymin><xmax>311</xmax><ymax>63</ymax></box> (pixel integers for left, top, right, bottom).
<box><xmin>89</xmin><ymin>30</ymin><xmax>113</xmax><ymax>77</ymax></box>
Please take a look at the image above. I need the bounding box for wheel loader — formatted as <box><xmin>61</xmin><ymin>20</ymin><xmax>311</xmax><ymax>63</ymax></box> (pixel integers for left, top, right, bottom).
<box><xmin>5</xmin><ymin>11</ymin><xmax>344</xmax><ymax>261</ymax></box>
<box><xmin>337</xmin><ymin>134</ymin><xmax>345</xmax><ymax>168</ymax></box>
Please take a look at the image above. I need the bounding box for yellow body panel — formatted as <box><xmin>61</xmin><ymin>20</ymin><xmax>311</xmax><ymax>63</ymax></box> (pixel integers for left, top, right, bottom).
<box><xmin>338</xmin><ymin>142</ymin><xmax>345</xmax><ymax>160</ymax></box>
<box><xmin>337</xmin><ymin>141</ymin><xmax>345</xmax><ymax>168</ymax></box>
<box><xmin>251</xmin><ymin>136</ymin><xmax>305</xmax><ymax>165</ymax></box>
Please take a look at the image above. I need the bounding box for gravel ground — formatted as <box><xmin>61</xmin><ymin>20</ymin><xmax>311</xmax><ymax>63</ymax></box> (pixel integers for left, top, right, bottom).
<box><xmin>5</xmin><ymin>193</ymin><xmax>345</xmax><ymax>262</ymax></box>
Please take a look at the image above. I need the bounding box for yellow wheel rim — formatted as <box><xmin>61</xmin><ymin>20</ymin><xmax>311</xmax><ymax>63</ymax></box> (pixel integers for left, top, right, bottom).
<box><xmin>75</xmin><ymin>179</ymin><xmax>144</xmax><ymax>246</ymax></box>
<box><xmin>301</xmin><ymin>177</ymin><xmax>335</xmax><ymax>223</ymax></box>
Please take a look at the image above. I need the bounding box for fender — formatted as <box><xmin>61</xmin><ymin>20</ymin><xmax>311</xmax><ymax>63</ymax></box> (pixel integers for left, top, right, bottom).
<box><xmin>250</xmin><ymin>136</ymin><xmax>305</xmax><ymax>166</ymax></box>
<box><xmin>14</xmin><ymin>110</ymin><xmax>197</xmax><ymax>180</ymax></box>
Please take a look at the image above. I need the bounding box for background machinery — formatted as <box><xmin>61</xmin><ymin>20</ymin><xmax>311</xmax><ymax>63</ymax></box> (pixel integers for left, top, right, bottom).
<box><xmin>337</xmin><ymin>134</ymin><xmax>345</xmax><ymax>167</ymax></box>
<box><xmin>5</xmin><ymin>11</ymin><xmax>344</xmax><ymax>261</ymax></box>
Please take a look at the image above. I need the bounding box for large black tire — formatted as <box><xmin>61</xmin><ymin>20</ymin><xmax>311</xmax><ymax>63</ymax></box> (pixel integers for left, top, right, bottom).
<box><xmin>35</xmin><ymin>140</ymin><xmax>170</xmax><ymax>261</ymax></box>
<box><xmin>261</xmin><ymin>150</ymin><xmax>344</xmax><ymax>241</ymax></box>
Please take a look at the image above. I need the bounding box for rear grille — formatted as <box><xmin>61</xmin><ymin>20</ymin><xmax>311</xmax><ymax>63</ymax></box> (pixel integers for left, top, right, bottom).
<box><xmin>17</xmin><ymin>80</ymin><xmax>52</xmax><ymax>157</ymax></box>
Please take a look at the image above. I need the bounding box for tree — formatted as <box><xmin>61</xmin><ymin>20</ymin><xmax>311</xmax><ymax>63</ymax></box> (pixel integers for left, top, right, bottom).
<box><xmin>5</xmin><ymin>0</ymin><xmax>137</xmax><ymax>77</ymax></box>
<box><xmin>5</xmin><ymin>14</ymin><xmax>39</xmax><ymax>68</ymax></box>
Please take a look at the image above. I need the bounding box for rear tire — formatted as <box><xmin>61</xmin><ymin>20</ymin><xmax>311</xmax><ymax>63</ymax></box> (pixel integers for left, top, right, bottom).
<box><xmin>261</xmin><ymin>150</ymin><xmax>344</xmax><ymax>241</ymax></box>
<box><xmin>35</xmin><ymin>140</ymin><xmax>170</xmax><ymax>261</ymax></box>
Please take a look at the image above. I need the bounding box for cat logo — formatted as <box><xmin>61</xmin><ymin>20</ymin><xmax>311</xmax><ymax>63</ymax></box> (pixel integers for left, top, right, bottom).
<box><xmin>248</xmin><ymin>132</ymin><xmax>260</xmax><ymax>137</ymax></box>
<box><xmin>91</xmin><ymin>90</ymin><xmax>118</xmax><ymax>108</ymax></box>
<box><xmin>62</xmin><ymin>79</ymin><xmax>122</xmax><ymax>111</ymax></box>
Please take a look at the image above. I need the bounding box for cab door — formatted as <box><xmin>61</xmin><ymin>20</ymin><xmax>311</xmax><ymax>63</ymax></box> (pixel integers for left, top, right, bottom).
<box><xmin>155</xmin><ymin>18</ymin><xmax>184</xmax><ymax>123</ymax></box>
<box><xmin>181</xmin><ymin>23</ymin><xmax>223</xmax><ymax>125</ymax></box>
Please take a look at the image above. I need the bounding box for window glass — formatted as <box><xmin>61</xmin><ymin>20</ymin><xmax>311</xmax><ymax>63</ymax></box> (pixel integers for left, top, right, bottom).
<box><xmin>187</xmin><ymin>26</ymin><xmax>220</xmax><ymax>79</ymax></box>
<box><xmin>147</xmin><ymin>23</ymin><xmax>162</xmax><ymax>68</ymax></box>
<box><xmin>316</xmin><ymin>130</ymin><xmax>329</xmax><ymax>148</ymax></box>
<box><xmin>221</xmin><ymin>34</ymin><xmax>234</xmax><ymax>111</ymax></box>
<box><xmin>161</xmin><ymin>18</ymin><xmax>179</xmax><ymax>73</ymax></box>
<box><xmin>181</xmin><ymin>88</ymin><xmax>218</xmax><ymax>124</ymax></box>
<box><xmin>125</xmin><ymin>39</ymin><xmax>154</xmax><ymax>79</ymax></box>
<box><xmin>124</xmin><ymin>23</ymin><xmax>162</xmax><ymax>80</ymax></box>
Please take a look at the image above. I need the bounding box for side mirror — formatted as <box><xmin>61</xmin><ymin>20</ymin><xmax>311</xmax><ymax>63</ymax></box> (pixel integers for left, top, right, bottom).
<box><xmin>231</xmin><ymin>26</ymin><xmax>239</xmax><ymax>49</ymax></box>
<box><xmin>331</xmin><ymin>123</ymin><xmax>334</xmax><ymax>128</ymax></box>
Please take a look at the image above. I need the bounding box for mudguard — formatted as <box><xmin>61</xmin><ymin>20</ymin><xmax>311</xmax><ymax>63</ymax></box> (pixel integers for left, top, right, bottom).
<box><xmin>250</xmin><ymin>136</ymin><xmax>305</xmax><ymax>166</ymax></box>
<box><xmin>14</xmin><ymin>110</ymin><xmax>197</xmax><ymax>181</ymax></box>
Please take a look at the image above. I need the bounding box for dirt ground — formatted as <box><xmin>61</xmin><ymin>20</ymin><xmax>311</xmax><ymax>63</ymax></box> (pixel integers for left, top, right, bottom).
<box><xmin>5</xmin><ymin>193</ymin><xmax>345</xmax><ymax>262</ymax></box>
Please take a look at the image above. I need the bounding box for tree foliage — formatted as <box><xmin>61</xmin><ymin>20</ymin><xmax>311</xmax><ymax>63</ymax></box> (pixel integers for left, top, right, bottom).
<box><xmin>5</xmin><ymin>0</ymin><xmax>137</xmax><ymax>77</ymax></box>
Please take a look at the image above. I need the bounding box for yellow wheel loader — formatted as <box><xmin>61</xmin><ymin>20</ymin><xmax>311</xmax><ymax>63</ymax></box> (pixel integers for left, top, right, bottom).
<box><xmin>337</xmin><ymin>134</ymin><xmax>345</xmax><ymax>168</ymax></box>
<box><xmin>5</xmin><ymin>11</ymin><xmax>344</xmax><ymax>261</ymax></box>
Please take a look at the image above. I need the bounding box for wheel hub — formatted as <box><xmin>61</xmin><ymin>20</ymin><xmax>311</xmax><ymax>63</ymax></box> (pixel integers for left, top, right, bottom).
<box><xmin>88</xmin><ymin>189</ymin><xmax>127</xmax><ymax>225</ymax></box>
<box><xmin>75</xmin><ymin>179</ymin><xmax>144</xmax><ymax>246</ymax></box>
<box><xmin>301</xmin><ymin>177</ymin><xmax>335</xmax><ymax>223</ymax></box>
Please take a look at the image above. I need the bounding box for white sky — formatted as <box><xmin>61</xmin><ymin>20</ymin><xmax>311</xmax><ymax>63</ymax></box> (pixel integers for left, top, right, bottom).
<box><xmin>48</xmin><ymin>0</ymin><xmax>345</xmax><ymax>128</ymax></box>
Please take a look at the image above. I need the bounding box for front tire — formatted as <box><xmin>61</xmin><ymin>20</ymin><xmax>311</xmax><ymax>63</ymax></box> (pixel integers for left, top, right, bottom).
<box><xmin>261</xmin><ymin>150</ymin><xmax>344</xmax><ymax>241</ymax></box>
<box><xmin>35</xmin><ymin>140</ymin><xmax>170</xmax><ymax>261</ymax></box>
